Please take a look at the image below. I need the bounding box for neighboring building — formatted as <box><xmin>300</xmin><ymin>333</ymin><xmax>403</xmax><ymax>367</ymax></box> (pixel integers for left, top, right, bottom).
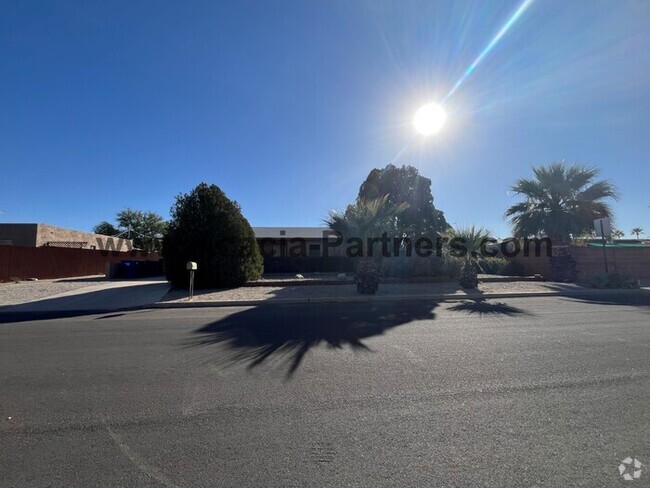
<box><xmin>253</xmin><ymin>227</ymin><xmax>334</xmax><ymax>258</ymax></box>
<box><xmin>252</xmin><ymin>227</ymin><xmax>350</xmax><ymax>273</ymax></box>
<box><xmin>0</xmin><ymin>223</ymin><xmax>133</xmax><ymax>251</ymax></box>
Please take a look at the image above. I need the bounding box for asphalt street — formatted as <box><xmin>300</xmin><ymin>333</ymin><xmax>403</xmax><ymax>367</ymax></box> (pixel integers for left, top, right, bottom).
<box><xmin>1</xmin><ymin>294</ymin><xmax>649</xmax><ymax>487</ymax></box>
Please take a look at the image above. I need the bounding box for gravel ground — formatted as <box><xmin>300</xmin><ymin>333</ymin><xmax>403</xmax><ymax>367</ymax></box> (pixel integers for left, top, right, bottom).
<box><xmin>160</xmin><ymin>280</ymin><xmax>586</xmax><ymax>303</ymax></box>
<box><xmin>254</xmin><ymin>272</ymin><xmax>352</xmax><ymax>282</ymax></box>
<box><xmin>5</xmin><ymin>274</ymin><xmax>637</xmax><ymax>308</ymax></box>
<box><xmin>0</xmin><ymin>276</ymin><xmax>112</xmax><ymax>307</ymax></box>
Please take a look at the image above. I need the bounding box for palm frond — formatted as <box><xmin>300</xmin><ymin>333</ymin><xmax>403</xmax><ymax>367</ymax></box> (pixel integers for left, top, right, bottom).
<box><xmin>506</xmin><ymin>161</ymin><xmax>618</xmax><ymax>243</ymax></box>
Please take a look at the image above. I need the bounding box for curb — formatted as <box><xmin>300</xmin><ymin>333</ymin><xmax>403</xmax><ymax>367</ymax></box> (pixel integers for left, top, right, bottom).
<box><xmin>2</xmin><ymin>288</ymin><xmax>645</xmax><ymax>316</ymax></box>
<box><xmin>153</xmin><ymin>288</ymin><xmax>649</xmax><ymax>309</ymax></box>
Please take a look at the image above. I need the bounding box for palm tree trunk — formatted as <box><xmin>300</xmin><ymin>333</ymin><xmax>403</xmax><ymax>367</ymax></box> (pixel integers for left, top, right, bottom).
<box><xmin>355</xmin><ymin>257</ymin><xmax>379</xmax><ymax>293</ymax></box>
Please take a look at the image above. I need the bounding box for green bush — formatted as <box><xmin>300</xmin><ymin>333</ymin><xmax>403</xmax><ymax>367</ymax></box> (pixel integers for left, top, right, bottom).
<box><xmin>437</xmin><ymin>255</ymin><xmax>461</xmax><ymax>278</ymax></box>
<box><xmin>379</xmin><ymin>254</ymin><xmax>459</xmax><ymax>279</ymax></box>
<box><xmin>498</xmin><ymin>260</ymin><xmax>526</xmax><ymax>276</ymax></box>
<box><xmin>380</xmin><ymin>255</ymin><xmax>412</xmax><ymax>278</ymax></box>
<box><xmin>162</xmin><ymin>183</ymin><xmax>263</xmax><ymax>288</ymax></box>
<box><xmin>590</xmin><ymin>272</ymin><xmax>639</xmax><ymax>289</ymax></box>
<box><xmin>477</xmin><ymin>256</ymin><xmax>508</xmax><ymax>275</ymax></box>
<box><xmin>381</xmin><ymin>255</ymin><xmax>426</xmax><ymax>278</ymax></box>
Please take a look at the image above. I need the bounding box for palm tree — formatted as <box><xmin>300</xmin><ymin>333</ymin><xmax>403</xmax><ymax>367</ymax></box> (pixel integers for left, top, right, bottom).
<box><xmin>611</xmin><ymin>229</ymin><xmax>625</xmax><ymax>239</ymax></box>
<box><xmin>631</xmin><ymin>227</ymin><xmax>644</xmax><ymax>239</ymax></box>
<box><xmin>325</xmin><ymin>196</ymin><xmax>407</xmax><ymax>293</ymax></box>
<box><xmin>505</xmin><ymin>162</ymin><xmax>618</xmax><ymax>245</ymax></box>
<box><xmin>440</xmin><ymin>226</ymin><xmax>491</xmax><ymax>289</ymax></box>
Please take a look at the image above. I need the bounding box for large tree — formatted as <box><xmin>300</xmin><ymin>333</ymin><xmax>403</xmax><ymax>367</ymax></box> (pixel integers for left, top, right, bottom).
<box><xmin>92</xmin><ymin>221</ymin><xmax>119</xmax><ymax>237</ymax></box>
<box><xmin>163</xmin><ymin>183</ymin><xmax>263</xmax><ymax>288</ymax></box>
<box><xmin>631</xmin><ymin>227</ymin><xmax>644</xmax><ymax>239</ymax></box>
<box><xmin>505</xmin><ymin>162</ymin><xmax>618</xmax><ymax>245</ymax></box>
<box><xmin>93</xmin><ymin>209</ymin><xmax>167</xmax><ymax>252</ymax></box>
<box><xmin>116</xmin><ymin>209</ymin><xmax>167</xmax><ymax>252</ymax></box>
<box><xmin>357</xmin><ymin>164</ymin><xmax>449</xmax><ymax>238</ymax></box>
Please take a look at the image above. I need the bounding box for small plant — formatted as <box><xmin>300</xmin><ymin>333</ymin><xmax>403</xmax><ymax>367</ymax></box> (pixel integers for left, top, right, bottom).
<box><xmin>590</xmin><ymin>272</ymin><xmax>639</xmax><ymax>289</ymax></box>
<box><xmin>440</xmin><ymin>225</ymin><xmax>491</xmax><ymax>289</ymax></box>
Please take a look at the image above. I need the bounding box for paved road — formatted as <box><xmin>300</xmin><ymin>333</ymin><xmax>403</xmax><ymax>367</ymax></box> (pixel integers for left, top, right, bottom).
<box><xmin>1</xmin><ymin>294</ymin><xmax>649</xmax><ymax>487</ymax></box>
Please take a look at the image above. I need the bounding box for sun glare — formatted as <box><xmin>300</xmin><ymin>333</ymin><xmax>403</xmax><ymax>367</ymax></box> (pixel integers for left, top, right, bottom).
<box><xmin>413</xmin><ymin>103</ymin><xmax>447</xmax><ymax>136</ymax></box>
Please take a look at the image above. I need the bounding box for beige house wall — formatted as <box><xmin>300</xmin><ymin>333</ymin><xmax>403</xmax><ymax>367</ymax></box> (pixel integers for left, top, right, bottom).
<box><xmin>35</xmin><ymin>224</ymin><xmax>133</xmax><ymax>251</ymax></box>
<box><xmin>0</xmin><ymin>223</ymin><xmax>133</xmax><ymax>252</ymax></box>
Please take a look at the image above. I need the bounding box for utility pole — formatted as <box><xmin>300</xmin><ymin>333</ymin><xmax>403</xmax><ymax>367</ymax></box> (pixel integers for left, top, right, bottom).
<box><xmin>600</xmin><ymin>219</ymin><xmax>609</xmax><ymax>273</ymax></box>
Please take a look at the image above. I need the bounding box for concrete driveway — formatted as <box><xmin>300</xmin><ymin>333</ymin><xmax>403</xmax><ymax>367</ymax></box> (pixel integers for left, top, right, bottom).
<box><xmin>0</xmin><ymin>277</ymin><xmax>170</xmax><ymax>313</ymax></box>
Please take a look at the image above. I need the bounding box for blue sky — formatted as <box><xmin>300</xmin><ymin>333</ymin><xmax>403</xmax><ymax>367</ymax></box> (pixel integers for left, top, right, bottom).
<box><xmin>2</xmin><ymin>0</ymin><xmax>649</xmax><ymax>238</ymax></box>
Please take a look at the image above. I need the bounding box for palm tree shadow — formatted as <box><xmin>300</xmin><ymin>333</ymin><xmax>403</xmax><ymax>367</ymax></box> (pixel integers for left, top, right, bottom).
<box><xmin>189</xmin><ymin>301</ymin><xmax>438</xmax><ymax>378</ymax></box>
<box><xmin>449</xmin><ymin>298</ymin><xmax>530</xmax><ymax>316</ymax></box>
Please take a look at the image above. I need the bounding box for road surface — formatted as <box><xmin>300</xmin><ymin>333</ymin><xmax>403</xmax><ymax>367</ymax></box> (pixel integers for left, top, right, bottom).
<box><xmin>1</xmin><ymin>294</ymin><xmax>649</xmax><ymax>487</ymax></box>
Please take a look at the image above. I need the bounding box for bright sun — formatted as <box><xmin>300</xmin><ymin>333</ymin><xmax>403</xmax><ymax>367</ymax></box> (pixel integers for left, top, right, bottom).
<box><xmin>413</xmin><ymin>103</ymin><xmax>447</xmax><ymax>136</ymax></box>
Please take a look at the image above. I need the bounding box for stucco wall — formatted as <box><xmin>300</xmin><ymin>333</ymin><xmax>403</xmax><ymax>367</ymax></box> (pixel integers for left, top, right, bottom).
<box><xmin>35</xmin><ymin>224</ymin><xmax>133</xmax><ymax>251</ymax></box>
<box><xmin>0</xmin><ymin>223</ymin><xmax>133</xmax><ymax>250</ymax></box>
<box><xmin>571</xmin><ymin>246</ymin><xmax>650</xmax><ymax>281</ymax></box>
<box><xmin>510</xmin><ymin>245</ymin><xmax>650</xmax><ymax>281</ymax></box>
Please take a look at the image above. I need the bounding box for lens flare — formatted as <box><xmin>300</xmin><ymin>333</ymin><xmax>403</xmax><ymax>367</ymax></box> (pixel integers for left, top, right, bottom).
<box><xmin>444</xmin><ymin>0</ymin><xmax>535</xmax><ymax>102</ymax></box>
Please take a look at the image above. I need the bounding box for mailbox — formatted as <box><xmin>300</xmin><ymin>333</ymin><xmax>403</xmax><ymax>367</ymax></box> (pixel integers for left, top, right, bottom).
<box><xmin>186</xmin><ymin>261</ymin><xmax>198</xmax><ymax>270</ymax></box>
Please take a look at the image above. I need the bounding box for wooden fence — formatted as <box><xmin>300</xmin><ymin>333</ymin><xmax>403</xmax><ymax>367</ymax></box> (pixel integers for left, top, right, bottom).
<box><xmin>0</xmin><ymin>245</ymin><xmax>161</xmax><ymax>282</ymax></box>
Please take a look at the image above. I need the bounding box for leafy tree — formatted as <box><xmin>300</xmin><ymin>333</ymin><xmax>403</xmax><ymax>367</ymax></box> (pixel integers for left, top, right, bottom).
<box><xmin>505</xmin><ymin>162</ymin><xmax>618</xmax><ymax>245</ymax></box>
<box><xmin>631</xmin><ymin>227</ymin><xmax>644</xmax><ymax>239</ymax></box>
<box><xmin>93</xmin><ymin>209</ymin><xmax>166</xmax><ymax>251</ymax></box>
<box><xmin>357</xmin><ymin>164</ymin><xmax>449</xmax><ymax>238</ymax></box>
<box><xmin>163</xmin><ymin>183</ymin><xmax>263</xmax><ymax>288</ymax></box>
<box><xmin>116</xmin><ymin>209</ymin><xmax>167</xmax><ymax>252</ymax></box>
<box><xmin>92</xmin><ymin>221</ymin><xmax>119</xmax><ymax>236</ymax></box>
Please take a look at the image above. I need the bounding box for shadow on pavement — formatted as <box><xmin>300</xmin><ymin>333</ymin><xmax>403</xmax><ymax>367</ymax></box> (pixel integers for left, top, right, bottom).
<box><xmin>558</xmin><ymin>288</ymin><xmax>650</xmax><ymax>309</ymax></box>
<box><xmin>448</xmin><ymin>298</ymin><xmax>531</xmax><ymax>316</ymax></box>
<box><xmin>189</xmin><ymin>301</ymin><xmax>439</xmax><ymax>378</ymax></box>
<box><xmin>0</xmin><ymin>281</ymin><xmax>169</xmax><ymax>324</ymax></box>
<box><xmin>0</xmin><ymin>309</ymin><xmax>110</xmax><ymax>324</ymax></box>
<box><xmin>52</xmin><ymin>276</ymin><xmax>111</xmax><ymax>283</ymax></box>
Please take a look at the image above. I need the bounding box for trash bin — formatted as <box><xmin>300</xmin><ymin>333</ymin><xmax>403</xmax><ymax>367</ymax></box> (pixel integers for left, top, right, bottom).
<box><xmin>120</xmin><ymin>260</ymin><xmax>140</xmax><ymax>279</ymax></box>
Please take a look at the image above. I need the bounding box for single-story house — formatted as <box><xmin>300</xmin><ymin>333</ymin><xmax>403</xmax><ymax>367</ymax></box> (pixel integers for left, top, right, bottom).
<box><xmin>0</xmin><ymin>223</ymin><xmax>133</xmax><ymax>251</ymax></box>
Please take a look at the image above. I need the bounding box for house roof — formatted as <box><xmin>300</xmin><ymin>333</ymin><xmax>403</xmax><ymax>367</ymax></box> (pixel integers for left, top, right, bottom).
<box><xmin>252</xmin><ymin>227</ymin><xmax>331</xmax><ymax>239</ymax></box>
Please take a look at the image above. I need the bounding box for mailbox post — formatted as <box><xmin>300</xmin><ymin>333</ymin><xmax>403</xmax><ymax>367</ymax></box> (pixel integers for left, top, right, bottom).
<box><xmin>186</xmin><ymin>261</ymin><xmax>198</xmax><ymax>300</ymax></box>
